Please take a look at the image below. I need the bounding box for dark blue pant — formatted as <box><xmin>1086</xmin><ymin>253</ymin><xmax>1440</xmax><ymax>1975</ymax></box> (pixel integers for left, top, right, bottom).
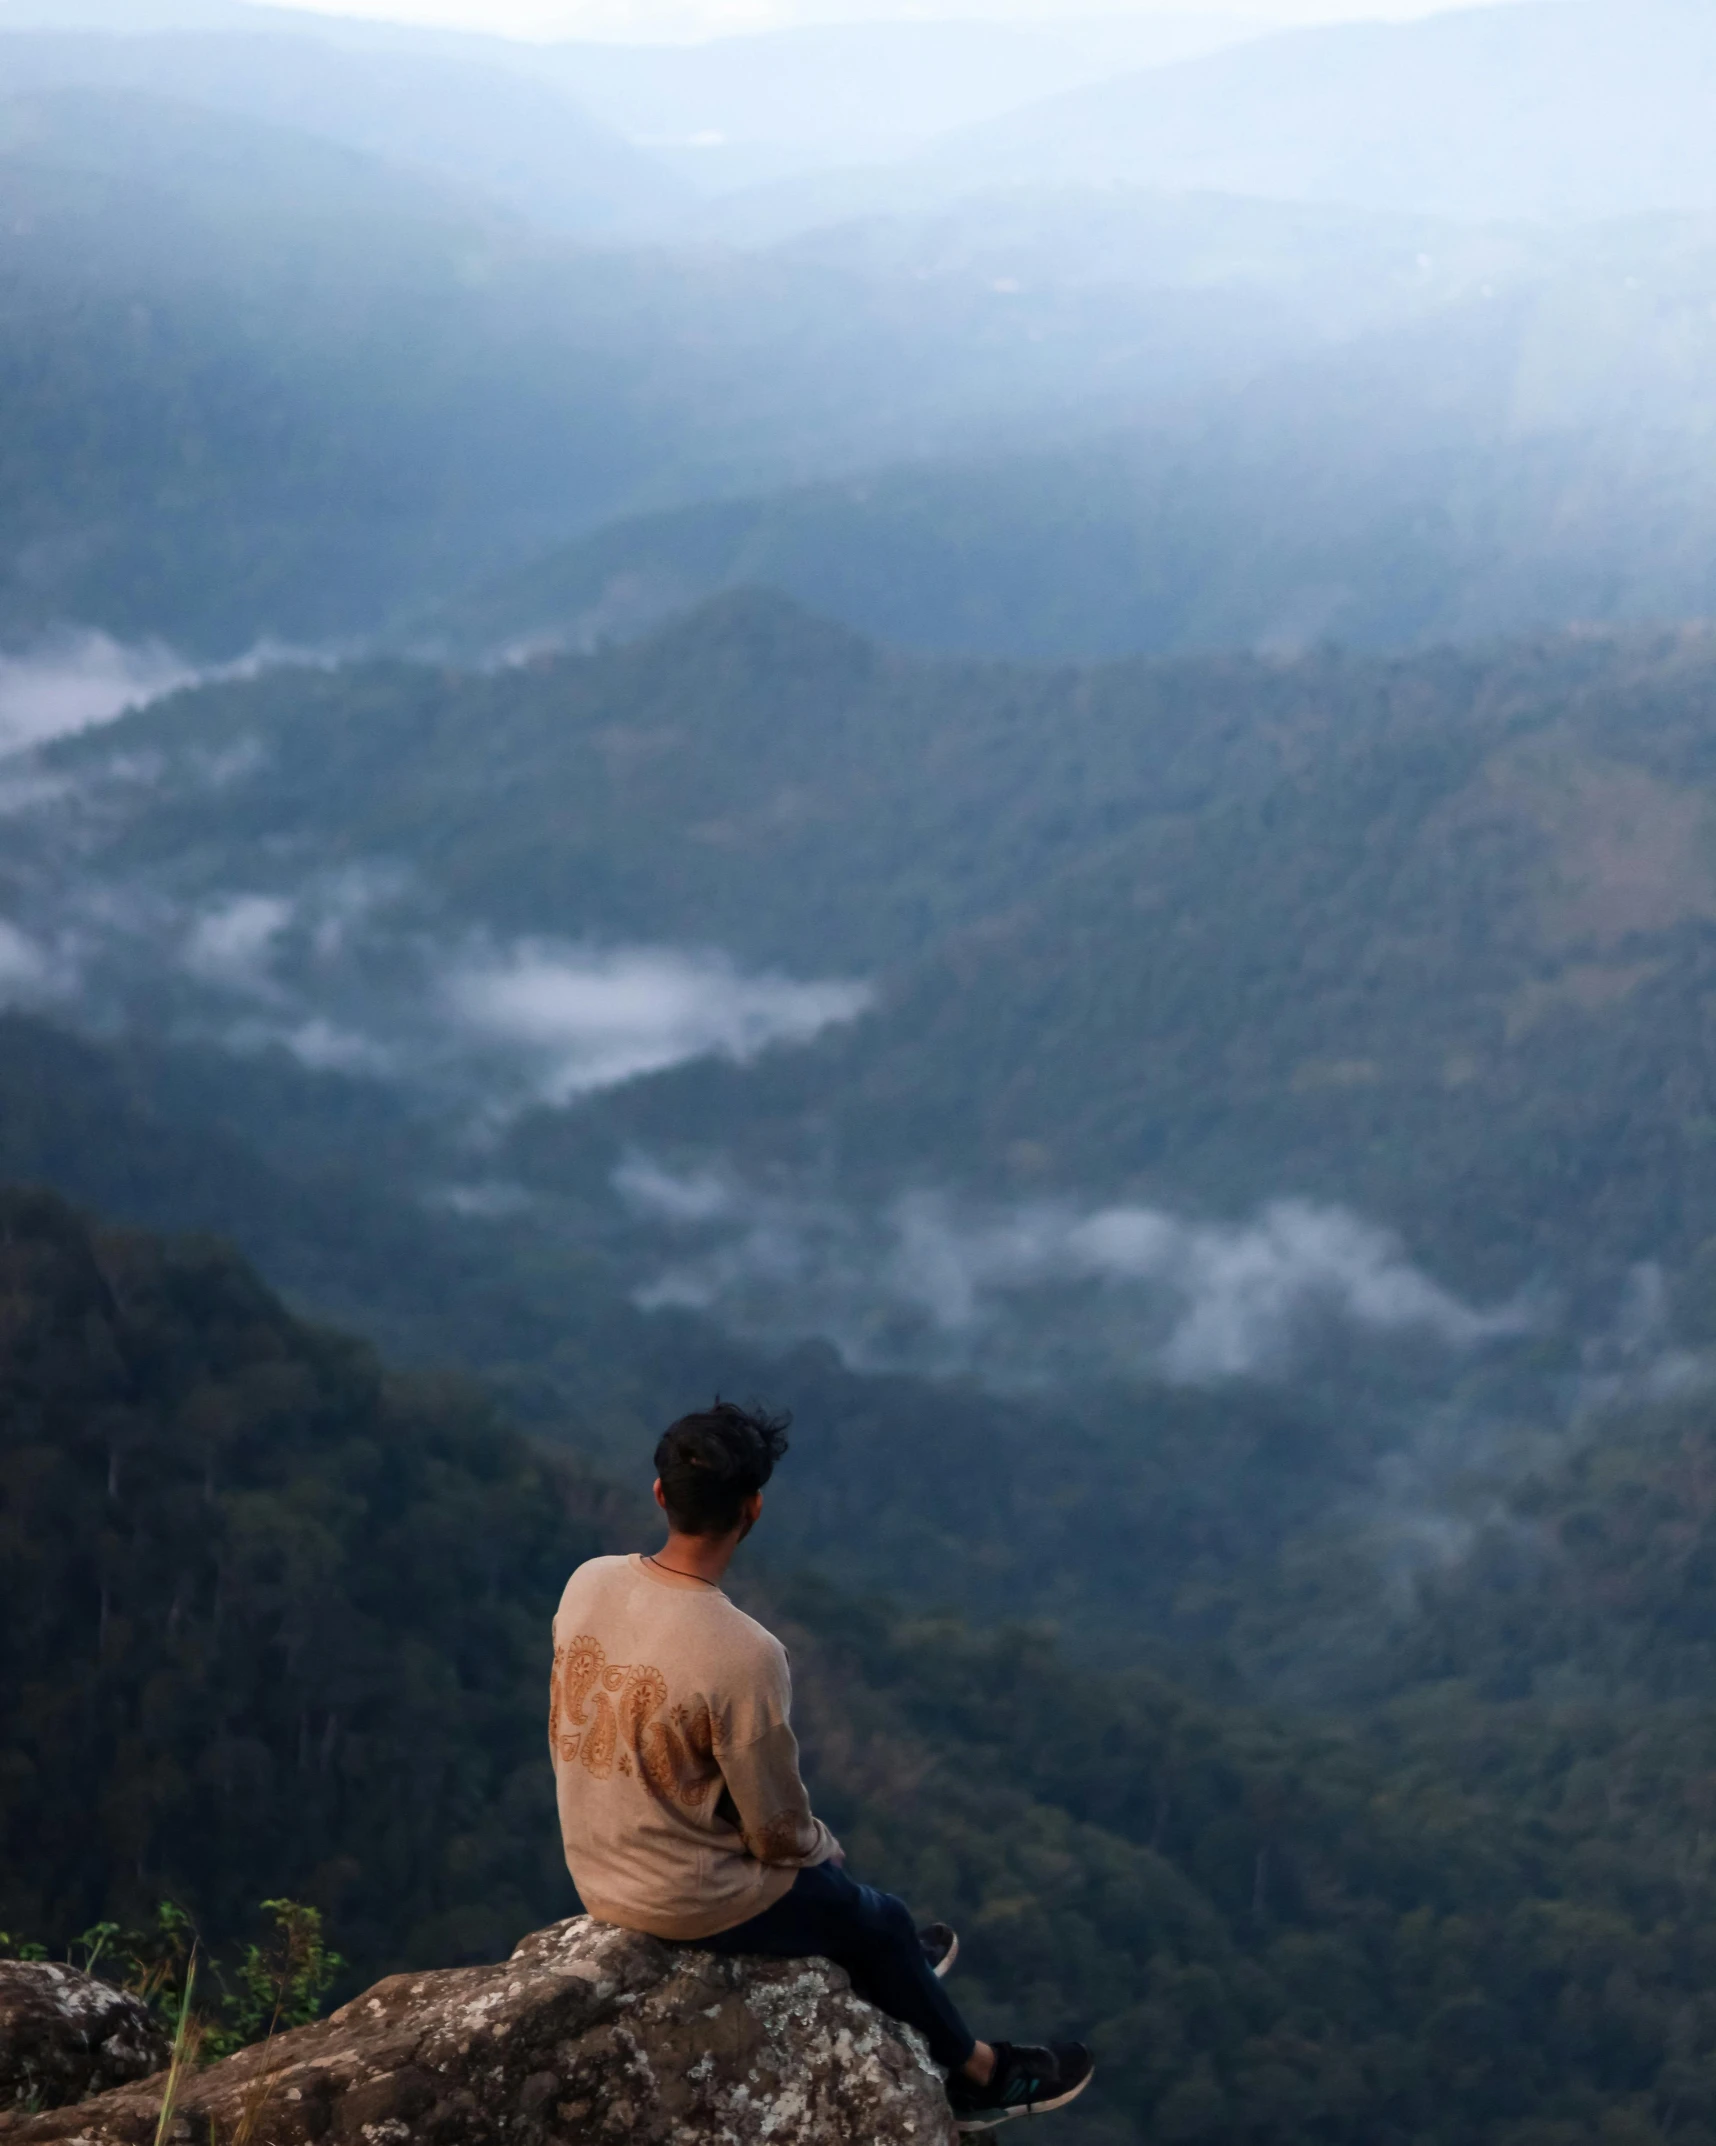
<box><xmin>698</xmin><ymin>1860</ymin><xmax>977</xmax><ymax>2073</ymax></box>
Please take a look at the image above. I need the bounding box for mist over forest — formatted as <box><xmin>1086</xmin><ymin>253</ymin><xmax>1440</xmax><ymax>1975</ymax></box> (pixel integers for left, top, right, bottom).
<box><xmin>6</xmin><ymin>4</ymin><xmax>1716</xmax><ymax>2141</ymax></box>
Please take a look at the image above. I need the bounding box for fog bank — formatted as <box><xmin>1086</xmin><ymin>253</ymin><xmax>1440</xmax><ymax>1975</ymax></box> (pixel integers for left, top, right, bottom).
<box><xmin>616</xmin><ymin>1159</ymin><xmax>1527</xmax><ymax>1384</ymax></box>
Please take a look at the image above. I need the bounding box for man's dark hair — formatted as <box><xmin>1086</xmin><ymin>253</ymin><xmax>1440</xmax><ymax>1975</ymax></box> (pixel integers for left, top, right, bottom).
<box><xmin>655</xmin><ymin>1399</ymin><xmax>791</xmax><ymax>1537</ymax></box>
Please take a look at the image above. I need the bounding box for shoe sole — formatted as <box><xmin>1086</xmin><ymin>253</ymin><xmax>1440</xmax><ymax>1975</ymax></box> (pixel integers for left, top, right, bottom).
<box><xmin>933</xmin><ymin>1931</ymin><xmax>959</xmax><ymax>1980</ymax></box>
<box><xmin>953</xmin><ymin>2068</ymin><xmax>1095</xmax><ymax>2130</ymax></box>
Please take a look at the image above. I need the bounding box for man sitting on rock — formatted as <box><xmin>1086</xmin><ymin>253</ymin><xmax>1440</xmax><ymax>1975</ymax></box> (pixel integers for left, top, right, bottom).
<box><xmin>549</xmin><ymin>1399</ymin><xmax>1094</xmax><ymax>2132</ymax></box>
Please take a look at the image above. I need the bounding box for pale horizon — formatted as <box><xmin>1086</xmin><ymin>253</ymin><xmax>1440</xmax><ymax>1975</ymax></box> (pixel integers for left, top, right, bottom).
<box><xmin>259</xmin><ymin>0</ymin><xmax>1539</xmax><ymax>48</ymax></box>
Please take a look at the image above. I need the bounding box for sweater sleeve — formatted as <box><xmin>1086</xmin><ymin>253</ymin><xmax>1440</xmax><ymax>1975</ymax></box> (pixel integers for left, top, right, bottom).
<box><xmin>721</xmin><ymin>1717</ymin><xmax>841</xmax><ymax>1869</ymax></box>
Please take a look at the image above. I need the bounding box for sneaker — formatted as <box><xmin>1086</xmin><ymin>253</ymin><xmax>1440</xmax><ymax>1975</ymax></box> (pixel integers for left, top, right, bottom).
<box><xmin>919</xmin><ymin>1922</ymin><xmax>959</xmax><ymax>1979</ymax></box>
<box><xmin>948</xmin><ymin>2042</ymin><xmax>1094</xmax><ymax>2131</ymax></box>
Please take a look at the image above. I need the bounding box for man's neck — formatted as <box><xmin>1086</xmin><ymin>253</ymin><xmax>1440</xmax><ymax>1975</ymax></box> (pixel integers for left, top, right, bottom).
<box><xmin>647</xmin><ymin>1531</ymin><xmax>737</xmax><ymax>1587</ymax></box>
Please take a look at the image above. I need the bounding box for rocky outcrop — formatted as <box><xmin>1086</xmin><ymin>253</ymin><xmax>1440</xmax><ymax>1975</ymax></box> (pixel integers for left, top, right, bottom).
<box><xmin>0</xmin><ymin>1964</ymin><xmax>171</xmax><ymax>2115</ymax></box>
<box><xmin>0</xmin><ymin>1918</ymin><xmax>957</xmax><ymax>2145</ymax></box>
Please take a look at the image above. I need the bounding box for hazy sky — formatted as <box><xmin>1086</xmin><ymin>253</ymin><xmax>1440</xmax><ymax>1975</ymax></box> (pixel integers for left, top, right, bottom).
<box><xmin>270</xmin><ymin>0</ymin><xmax>1527</xmax><ymax>44</ymax></box>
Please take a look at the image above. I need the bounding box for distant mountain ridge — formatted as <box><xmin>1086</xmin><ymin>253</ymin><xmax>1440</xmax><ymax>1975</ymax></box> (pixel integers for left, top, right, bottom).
<box><xmin>710</xmin><ymin>0</ymin><xmax>1716</xmax><ymax>238</ymax></box>
<box><xmin>5</xmin><ymin>41</ymin><xmax>1715</xmax><ymax>660</ymax></box>
<box><xmin>0</xmin><ymin>6</ymin><xmax>1263</xmax><ymax>202</ymax></box>
<box><xmin>5</xmin><ymin>90</ymin><xmax>1388</xmax><ymax>653</ymax></box>
<box><xmin>419</xmin><ymin>190</ymin><xmax>1716</xmax><ymax>665</ymax></box>
<box><xmin>0</xmin><ymin>25</ymin><xmax>691</xmax><ymax>234</ymax></box>
<box><xmin>420</xmin><ymin>407</ymin><xmax>1716</xmax><ymax>666</ymax></box>
<box><xmin>524</xmin><ymin>12</ymin><xmax>1263</xmax><ymax>191</ymax></box>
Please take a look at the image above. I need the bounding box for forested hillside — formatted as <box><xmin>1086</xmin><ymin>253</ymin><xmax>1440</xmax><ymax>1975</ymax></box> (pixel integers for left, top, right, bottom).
<box><xmin>0</xmin><ymin>1015</ymin><xmax>1358</xmax><ymax>1667</ymax></box>
<box><xmin>12</xmin><ymin>1189</ymin><xmax>1716</xmax><ymax>2146</ymax></box>
<box><xmin>612</xmin><ymin>617</ymin><xmax>1716</xmax><ymax>1294</ymax></box>
<box><xmin>7</xmin><ymin>17</ymin><xmax>1716</xmax><ymax>2145</ymax></box>
<box><xmin>0</xmin><ymin>1186</ymin><xmax>612</xmax><ymax>1971</ymax></box>
<box><xmin>18</xmin><ymin>598</ymin><xmax>1716</xmax><ymax>1305</ymax></box>
<box><xmin>16</xmin><ymin>603</ymin><xmax>1716</xmax><ymax>1727</ymax></box>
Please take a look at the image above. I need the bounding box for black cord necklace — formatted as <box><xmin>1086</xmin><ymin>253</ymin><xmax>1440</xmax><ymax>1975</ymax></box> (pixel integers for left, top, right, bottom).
<box><xmin>645</xmin><ymin>1553</ymin><xmax>720</xmax><ymax>1587</ymax></box>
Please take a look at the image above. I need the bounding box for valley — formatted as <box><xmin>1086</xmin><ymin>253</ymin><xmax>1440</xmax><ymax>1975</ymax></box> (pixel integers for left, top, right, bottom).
<box><xmin>4</xmin><ymin>6</ymin><xmax>1716</xmax><ymax>2140</ymax></box>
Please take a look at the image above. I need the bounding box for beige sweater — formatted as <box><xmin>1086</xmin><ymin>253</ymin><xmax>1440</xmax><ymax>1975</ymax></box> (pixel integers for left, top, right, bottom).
<box><xmin>549</xmin><ymin>1553</ymin><xmax>839</xmax><ymax>1940</ymax></box>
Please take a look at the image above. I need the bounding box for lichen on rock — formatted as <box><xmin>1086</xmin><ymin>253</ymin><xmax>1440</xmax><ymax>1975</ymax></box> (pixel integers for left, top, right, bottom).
<box><xmin>0</xmin><ymin>1963</ymin><xmax>171</xmax><ymax>2115</ymax></box>
<box><xmin>0</xmin><ymin>1918</ymin><xmax>957</xmax><ymax>2144</ymax></box>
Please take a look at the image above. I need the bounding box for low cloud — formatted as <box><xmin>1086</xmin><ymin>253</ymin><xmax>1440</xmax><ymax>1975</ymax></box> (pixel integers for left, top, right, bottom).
<box><xmin>444</xmin><ymin>942</ymin><xmax>871</xmax><ymax>1103</ymax></box>
<box><xmin>216</xmin><ymin>1011</ymin><xmax>398</xmax><ymax>1077</ymax></box>
<box><xmin>0</xmin><ymin>905</ymin><xmax>75</xmax><ymax>1004</ymax></box>
<box><xmin>167</xmin><ymin>873</ymin><xmax>409</xmax><ymax>1041</ymax></box>
<box><xmin>617</xmin><ymin>1162</ymin><xmax>1527</xmax><ymax>1383</ymax></box>
<box><xmin>0</xmin><ymin>633</ymin><xmax>316</xmax><ymax>760</ymax></box>
<box><xmin>182</xmin><ymin>895</ymin><xmax>296</xmax><ymax>997</ymax></box>
<box><xmin>279</xmin><ymin>1017</ymin><xmax>398</xmax><ymax>1076</ymax></box>
<box><xmin>0</xmin><ymin>721</ymin><xmax>870</xmax><ymax>1111</ymax></box>
<box><xmin>1035</xmin><ymin>1197</ymin><xmax>1506</xmax><ymax>1380</ymax></box>
<box><xmin>1573</xmin><ymin>1261</ymin><xmax>1712</xmax><ymax>1414</ymax></box>
<box><xmin>0</xmin><ymin>633</ymin><xmax>198</xmax><ymax>755</ymax></box>
<box><xmin>141</xmin><ymin>892</ymin><xmax>871</xmax><ymax>1111</ymax></box>
<box><xmin>0</xmin><ymin>918</ymin><xmax>57</xmax><ymax>1007</ymax></box>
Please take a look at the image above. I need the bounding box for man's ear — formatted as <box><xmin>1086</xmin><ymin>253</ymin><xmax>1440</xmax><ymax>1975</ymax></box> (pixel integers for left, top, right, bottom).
<box><xmin>653</xmin><ymin>1477</ymin><xmax>669</xmax><ymax>1513</ymax></box>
